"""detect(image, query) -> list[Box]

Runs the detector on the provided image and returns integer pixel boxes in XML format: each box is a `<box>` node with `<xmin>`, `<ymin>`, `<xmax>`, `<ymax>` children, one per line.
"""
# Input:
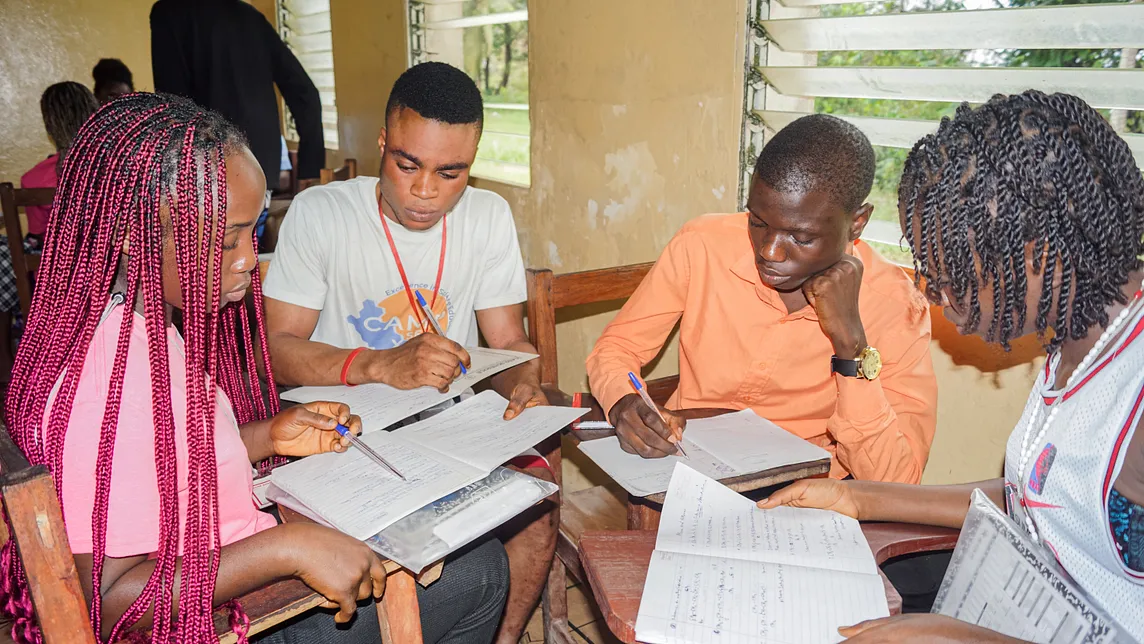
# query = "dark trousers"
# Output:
<box><xmin>253</xmin><ymin>536</ymin><xmax>509</xmax><ymax>644</ymax></box>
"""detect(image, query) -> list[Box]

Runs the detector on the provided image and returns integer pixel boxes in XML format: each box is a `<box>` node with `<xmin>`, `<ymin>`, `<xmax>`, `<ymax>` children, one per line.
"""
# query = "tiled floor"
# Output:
<box><xmin>519</xmin><ymin>575</ymin><xmax>623</xmax><ymax>644</ymax></box>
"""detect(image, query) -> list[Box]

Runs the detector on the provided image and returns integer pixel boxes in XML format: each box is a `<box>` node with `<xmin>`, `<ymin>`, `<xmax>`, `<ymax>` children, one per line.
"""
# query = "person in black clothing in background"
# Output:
<box><xmin>149</xmin><ymin>0</ymin><xmax>324</xmax><ymax>237</ymax></box>
<box><xmin>92</xmin><ymin>58</ymin><xmax>134</xmax><ymax>104</ymax></box>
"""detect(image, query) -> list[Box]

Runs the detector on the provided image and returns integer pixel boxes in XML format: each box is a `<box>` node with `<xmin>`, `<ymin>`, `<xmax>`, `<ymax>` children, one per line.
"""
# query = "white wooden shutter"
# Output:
<box><xmin>279</xmin><ymin>0</ymin><xmax>339</xmax><ymax>149</ymax></box>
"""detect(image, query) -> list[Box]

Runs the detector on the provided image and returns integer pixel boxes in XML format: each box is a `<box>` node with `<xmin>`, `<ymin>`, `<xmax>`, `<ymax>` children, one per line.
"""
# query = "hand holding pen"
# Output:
<box><xmin>266</xmin><ymin>403</ymin><xmax>407</xmax><ymax>480</ymax></box>
<box><xmin>268</xmin><ymin>402</ymin><xmax>366</xmax><ymax>459</ymax></box>
<box><xmin>626</xmin><ymin>372</ymin><xmax>689</xmax><ymax>458</ymax></box>
<box><xmin>416</xmin><ymin>291</ymin><xmax>467</xmax><ymax>375</ymax></box>
<box><xmin>333</xmin><ymin>424</ymin><xmax>406</xmax><ymax>481</ymax></box>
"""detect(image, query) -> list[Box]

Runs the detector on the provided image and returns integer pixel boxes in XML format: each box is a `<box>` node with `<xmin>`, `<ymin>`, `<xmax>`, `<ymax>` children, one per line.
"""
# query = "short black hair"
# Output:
<box><xmin>92</xmin><ymin>58</ymin><xmax>134</xmax><ymax>93</ymax></box>
<box><xmin>386</xmin><ymin>62</ymin><xmax>483</xmax><ymax>128</ymax></box>
<box><xmin>753</xmin><ymin>114</ymin><xmax>875</xmax><ymax>213</ymax></box>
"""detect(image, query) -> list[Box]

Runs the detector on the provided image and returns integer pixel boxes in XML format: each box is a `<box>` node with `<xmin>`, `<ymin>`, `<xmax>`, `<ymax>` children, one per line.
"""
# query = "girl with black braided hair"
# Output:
<box><xmin>758</xmin><ymin>90</ymin><xmax>1144</xmax><ymax>642</ymax></box>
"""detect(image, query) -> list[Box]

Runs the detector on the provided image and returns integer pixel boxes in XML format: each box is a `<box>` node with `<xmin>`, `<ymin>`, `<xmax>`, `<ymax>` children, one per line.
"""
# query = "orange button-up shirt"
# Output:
<box><xmin>586</xmin><ymin>213</ymin><xmax>937</xmax><ymax>483</ymax></box>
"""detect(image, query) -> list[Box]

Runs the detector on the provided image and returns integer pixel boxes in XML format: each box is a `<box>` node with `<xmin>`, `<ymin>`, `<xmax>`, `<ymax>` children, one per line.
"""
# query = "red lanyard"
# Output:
<box><xmin>379</xmin><ymin>204</ymin><xmax>447</xmax><ymax>334</ymax></box>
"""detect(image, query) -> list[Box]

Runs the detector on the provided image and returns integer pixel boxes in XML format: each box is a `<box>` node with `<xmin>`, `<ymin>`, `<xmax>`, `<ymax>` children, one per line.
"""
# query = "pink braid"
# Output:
<box><xmin>2</xmin><ymin>95</ymin><xmax>280</xmax><ymax>643</ymax></box>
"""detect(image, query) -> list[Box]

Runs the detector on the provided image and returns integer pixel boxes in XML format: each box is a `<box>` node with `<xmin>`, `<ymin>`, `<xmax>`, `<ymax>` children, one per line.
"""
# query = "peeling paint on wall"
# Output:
<box><xmin>546</xmin><ymin>241</ymin><xmax>563</xmax><ymax>268</ymax></box>
<box><xmin>601</xmin><ymin>142</ymin><xmax>666</xmax><ymax>226</ymax></box>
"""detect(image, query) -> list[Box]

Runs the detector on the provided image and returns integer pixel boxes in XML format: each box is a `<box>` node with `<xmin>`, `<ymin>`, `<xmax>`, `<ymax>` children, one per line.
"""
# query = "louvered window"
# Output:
<box><xmin>740</xmin><ymin>0</ymin><xmax>1143</xmax><ymax>263</ymax></box>
<box><xmin>279</xmin><ymin>0</ymin><xmax>340</xmax><ymax>149</ymax></box>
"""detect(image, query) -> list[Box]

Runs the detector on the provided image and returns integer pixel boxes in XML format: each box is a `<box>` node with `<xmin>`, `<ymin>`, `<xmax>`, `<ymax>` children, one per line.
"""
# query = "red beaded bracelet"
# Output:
<box><xmin>340</xmin><ymin>347</ymin><xmax>367</xmax><ymax>386</ymax></box>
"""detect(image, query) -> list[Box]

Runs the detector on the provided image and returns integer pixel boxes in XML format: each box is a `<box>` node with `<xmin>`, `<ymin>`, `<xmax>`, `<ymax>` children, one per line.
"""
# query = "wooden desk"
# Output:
<box><xmin>566</xmin><ymin>407</ymin><xmax>832</xmax><ymax>530</ymax></box>
<box><xmin>578</xmin><ymin>525</ymin><xmax>960</xmax><ymax>643</ymax></box>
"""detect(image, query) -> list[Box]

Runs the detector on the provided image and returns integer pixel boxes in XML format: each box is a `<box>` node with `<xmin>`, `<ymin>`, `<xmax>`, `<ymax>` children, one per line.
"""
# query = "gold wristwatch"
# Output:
<box><xmin>831</xmin><ymin>346</ymin><xmax>882</xmax><ymax>380</ymax></box>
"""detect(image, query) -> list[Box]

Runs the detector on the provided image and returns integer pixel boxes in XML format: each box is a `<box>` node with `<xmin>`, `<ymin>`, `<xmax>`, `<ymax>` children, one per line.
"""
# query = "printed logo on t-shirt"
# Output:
<box><xmin>1028</xmin><ymin>442</ymin><xmax>1057</xmax><ymax>495</ymax></box>
<box><xmin>346</xmin><ymin>288</ymin><xmax>452</xmax><ymax>349</ymax></box>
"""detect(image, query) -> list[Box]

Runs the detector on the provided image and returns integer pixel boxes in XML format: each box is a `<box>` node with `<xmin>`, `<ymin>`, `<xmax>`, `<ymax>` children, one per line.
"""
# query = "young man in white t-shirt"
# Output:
<box><xmin>262</xmin><ymin>63</ymin><xmax>553</xmax><ymax>643</ymax></box>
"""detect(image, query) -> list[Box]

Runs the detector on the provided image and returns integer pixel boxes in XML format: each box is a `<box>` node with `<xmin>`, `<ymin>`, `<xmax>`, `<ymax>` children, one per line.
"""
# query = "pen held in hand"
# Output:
<box><xmin>415</xmin><ymin>291</ymin><xmax>467</xmax><ymax>375</ymax></box>
<box><xmin>627</xmin><ymin>372</ymin><xmax>688</xmax><ymax>458</ymax></box>
<box><xmin>334</xmin><ymin>424</ymin><xmax>407</xmax><ymax>481</ymax></box>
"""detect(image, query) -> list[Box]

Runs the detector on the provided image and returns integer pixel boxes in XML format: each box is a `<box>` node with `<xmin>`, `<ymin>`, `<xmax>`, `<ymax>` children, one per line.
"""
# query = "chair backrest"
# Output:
<box><xmin>0</xmin><ymin>183</ymin><xmax>52</xmax><ymax>319</ymax></box>
<box><xmin>0</xmin><ymin>422</ymin><xmax>96</xmax><ymax>643</ymax></box>
<box><xmin>319</xmin><ymin>158</ymin><xmax>358</xmax><ymax>185</ymax></box>
<box><xmin>274</xmin><ymin>150</ymin><xmax>301</xmax><ymax>198</ymax></box>
<box><xmin>526</xmin><ymin>263</ymin><xmax>679</xmax><ymax>404</ymax></box>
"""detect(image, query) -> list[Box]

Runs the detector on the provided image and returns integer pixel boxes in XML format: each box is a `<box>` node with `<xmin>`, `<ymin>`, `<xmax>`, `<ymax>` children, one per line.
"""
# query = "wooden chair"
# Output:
<box><xmin>274</xmin><ymin>150</ymin><xmax>300</xmax><ymax>198</ymax></box>
<box><xmin>0</xmin><ymin>421</ymin><xmax>425</xmax><ymax>643</ymax></box>
<box><xmin>527</xmin><ymin>263</ymin><xmax>678</xmax><ymax>643</ymax></box>
<box><xmin>0</xmin><ymin>183</ymin><xmax>51</xmax><ymax>319</ymax></box>
<box><xmin>319</xmin><ymin>158</ymin><xmax>358</xmax><ymax>185</ymax></box>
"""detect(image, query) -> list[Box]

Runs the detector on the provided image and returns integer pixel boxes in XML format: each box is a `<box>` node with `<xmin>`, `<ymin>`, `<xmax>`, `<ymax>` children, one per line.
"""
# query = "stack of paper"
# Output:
<box><xmin>270</xmin><ymin>389</ymin><xmax>585</xmax><ymax>539</ymax></box>
<box><xmin>578</xmin><ymin>409</ymin><xmax>831</xmax><ymax>496</ymax></box>
<box><xmin>635</xmin><ymin>464</ymin><xmax>889</xmax><ymax>644</ymax></box>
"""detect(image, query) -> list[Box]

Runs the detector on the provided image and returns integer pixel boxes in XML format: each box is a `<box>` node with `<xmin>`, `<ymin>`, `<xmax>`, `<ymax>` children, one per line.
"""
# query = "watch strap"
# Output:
<box><xmin>831</xmin><ymin>355</ymin><xmax>860</xmax><ymax>378</ymax></box>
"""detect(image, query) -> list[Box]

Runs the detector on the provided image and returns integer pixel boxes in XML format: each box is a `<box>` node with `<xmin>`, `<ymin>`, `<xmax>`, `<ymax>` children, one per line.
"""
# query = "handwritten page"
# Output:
<box><xmin>577</xmin><ymin>410</ymin><xmax>829</xmax><ymax>497</ymax></box>
<box><xmin>686</xmin><ymin>409</ymin><xmax>831</xmax><ymax>474</ymax></box>
<box><xmin>656</xmin><ymin>461</ymin><xmax>877</xmax><ymax>575</ymax></box>
<box><xmin>396</xmin><ymin>390</ymin><xmax>586</xmax><ymax>471</ymax></box>
<box><xmin>576</xmin><ymin>437</ymin><xmax>738</xmax><ymax>497</ymax></box>
<box><xmin>933</xmin><ymin>490</ymin><xmax>1125</xmax><ymax>643</ymax></box>
<box><xmin>635</xmin><ymin>464</ymin><xmax>888</xmax><ymax>644</ymax></box>
<box><xmin>269</xmin><ymin>430</ymin><xmax>484</xmax><ymax>539</ymax></box>
<box><xmin>637</xmin><ymin>551</ymin><xmax>889</xmax><ymax>644</ymax></box>
<box><xmin>280</xmin><ymin>347</ymin><xmax>537</xmax><ymax>433</ymax></box>
<box><xmin>453</xmin><ymin>348</ymin><xmax>537</xmax><ymax>391</ymax></box>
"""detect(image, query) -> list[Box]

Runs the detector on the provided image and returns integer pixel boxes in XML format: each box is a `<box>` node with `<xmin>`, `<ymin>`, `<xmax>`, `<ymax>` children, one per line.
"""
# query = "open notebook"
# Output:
<box><xmin>578</xmin><ymin>409</ymin><xmax>831</xmax><ymax>496</ymax></box>
<box><xmin>279</xmin><ymin>347</ymin><xmax>538</xmax><ymax>432</ymax></box>
<box><xmin>269</xmin><ymin>390</ymin><xmax>585</xmax><ymax>539</ymax></box>
<box><xmin>635</xmin><ymin>464</ymin><xmax>889</xmax><ymax>644</ymax></box>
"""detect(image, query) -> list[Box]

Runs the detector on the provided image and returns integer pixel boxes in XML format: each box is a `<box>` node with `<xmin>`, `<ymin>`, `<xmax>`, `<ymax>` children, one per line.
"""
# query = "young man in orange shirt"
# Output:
<box><xmin>587</xmin><ymin>114</ymin><xmax>937</xmax><ymax>484</ymax></box>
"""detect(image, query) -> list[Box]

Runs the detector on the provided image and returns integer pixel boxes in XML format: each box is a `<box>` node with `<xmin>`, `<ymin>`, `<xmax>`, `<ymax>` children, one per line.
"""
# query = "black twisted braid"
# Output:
<box><xmin>899</xmin><ymin>90</ymin><xmax>1144</xmax><ymax>350</ymax></box>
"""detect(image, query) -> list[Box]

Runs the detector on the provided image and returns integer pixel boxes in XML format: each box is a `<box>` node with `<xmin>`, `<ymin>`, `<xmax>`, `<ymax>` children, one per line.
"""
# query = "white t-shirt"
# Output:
<box><xmin>263</xmin><ymin>177</ymin><xmax>527</xmax><ymax>350</ymax></box>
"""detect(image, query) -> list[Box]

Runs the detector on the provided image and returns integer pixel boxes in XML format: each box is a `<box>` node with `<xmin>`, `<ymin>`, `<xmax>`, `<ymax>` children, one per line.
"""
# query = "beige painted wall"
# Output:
<box><xmin>325</xmin><ymin>0</ymin><xmax>408</xmax><ymax>176</ymax></box>
<box><xmin>475</xmin><ymin>0</ymin><xmax>748</xmax><ymax>389</ymax></box>
<box><xmin>0</xmin><ymin>0</ymin><xmax>155</xmax><ymax>183</ymax></box>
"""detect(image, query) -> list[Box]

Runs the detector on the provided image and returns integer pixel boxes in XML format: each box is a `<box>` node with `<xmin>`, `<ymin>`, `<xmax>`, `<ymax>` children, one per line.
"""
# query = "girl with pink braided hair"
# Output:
<box><xmin>1</xmin><ymin>93</ymin><xmax>508</xmax><ymax>644</ymax></box>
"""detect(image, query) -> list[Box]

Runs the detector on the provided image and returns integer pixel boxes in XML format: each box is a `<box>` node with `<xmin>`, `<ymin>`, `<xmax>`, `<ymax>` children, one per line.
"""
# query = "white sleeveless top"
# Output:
<box><xmin>1004</xmin><ymin>304</ymin><xmax>1144</xmax><ymax>641</ymax></box>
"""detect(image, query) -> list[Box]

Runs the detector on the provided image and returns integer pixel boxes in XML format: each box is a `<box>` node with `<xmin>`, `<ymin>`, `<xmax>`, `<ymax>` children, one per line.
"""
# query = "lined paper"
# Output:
<box><xmin>635</xmin><ymin>464</ymin><xmax>889</xmax><ymax>644</ymax></box>
<box><xmin>269</xmin><ymin>431</ymin><xmax>483</xmax><ymax>539</ymax></box>
<box><xmin>577</xmin><ymin>437</ymin><xmax>737</xmax><ymax>497</ymax></box>
<box><xmin>280</xmin><ymin>347</ymin><xmax>537</xmax><ymax>433</ymax></box>
<box><xmin>396</xmin><ymin>390</ymin><xmax>586</xmax><ymax>470</ymax></box>
<box><xmin>269</xmin><ymin>383</ymin><xmax>574</xmax><ymax>541</ymax></box>
<box><xmin>577</xmin><ymin>409</ymin><xmax>830</xmax><ymax>497</ymax></box>
<box><xmin>655</xmin><ymin>460</ymin><xmax>878</xmax><ymax>575</ymax></box>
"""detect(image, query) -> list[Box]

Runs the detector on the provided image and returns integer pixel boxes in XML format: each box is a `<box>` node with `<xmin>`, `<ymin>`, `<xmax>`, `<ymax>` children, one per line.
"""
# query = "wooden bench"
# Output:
<box><xmin>0</xmin><ymin>421</ymin><xmax>425</xmax><ymax>643</ymax></box>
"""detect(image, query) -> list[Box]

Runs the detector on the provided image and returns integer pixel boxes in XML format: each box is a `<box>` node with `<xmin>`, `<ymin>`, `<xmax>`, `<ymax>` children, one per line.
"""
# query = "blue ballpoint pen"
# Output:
<box><xmin>415</xmin><ymin>291</ymin><xmax>468</xmax><ymax>375</ymax></box>
<box><xmin>627</xmin><ymin>372</ymin><xmax>688</xmax><ymax>458</ymax></box>
<box><xmin>335</xmin><ymin>424</ymin><xmax>407</xmax><ymax>481</ymax></box>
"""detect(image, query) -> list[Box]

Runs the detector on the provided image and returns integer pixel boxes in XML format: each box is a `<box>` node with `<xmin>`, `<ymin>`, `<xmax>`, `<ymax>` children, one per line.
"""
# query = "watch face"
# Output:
<box><xmin>859</xmin><ymin>347</ymin><xmax>882</xmax><ymax>379</ymax></box>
